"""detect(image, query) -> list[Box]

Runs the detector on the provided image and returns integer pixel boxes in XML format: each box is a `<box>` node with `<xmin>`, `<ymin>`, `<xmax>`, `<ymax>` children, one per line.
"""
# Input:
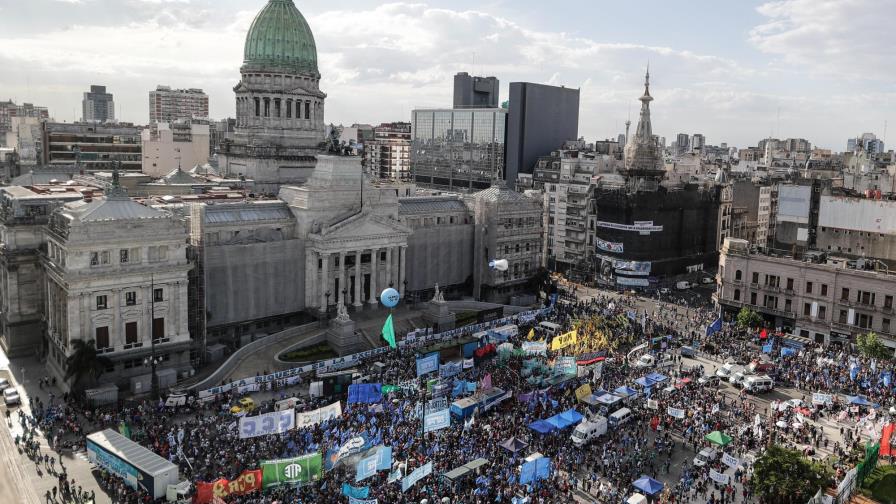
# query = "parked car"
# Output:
<box><xmin>675</xmin><ymin>281</ymin><xmax>691</xmax><ymax>290</ymax></box>
<box><xmin>679</xmin><ymin>346</ymin><xmax>697</xmax><ymax>358</ymax></box>
<box><xmin>700</xmin><ymin>277</ymin><xmax>715</xmax><ymax>284</ymax></box>
<box><xmin>715</xmin><ymin>362</ymin><xmax>739</xmax><ymax>379</ymax></box>
<box><xmin>729</xmin><ymin>369</ymin><xmax>754</xmax><ymax>387</ymax></box>
<box><xmin>743</xmin><ymin>375</ymin><xmax>774</xmax><ymax>393</ymax></box>
<box><xmin>698</xmin><ymin>375</ymin><xmax>721</xmax><ymax>387</ymax></box>
<box><xmin>3</xmin><ymin>387</ymin><xmax>20</xmax><ymax>406</ymax></box>
<box><xmin>230</xmin><ymin>397</ymin><xmax>256</xmax><ymax>415</ymax></box>
<box><xmin>0</xmin><ymin>377</ymin><xmax>9</xmax><ymax>391</ymax></box>
<box><xmin>659</xmin><ymin>287</ymin><xmax>671</xmax><ymax>295</ymax></box>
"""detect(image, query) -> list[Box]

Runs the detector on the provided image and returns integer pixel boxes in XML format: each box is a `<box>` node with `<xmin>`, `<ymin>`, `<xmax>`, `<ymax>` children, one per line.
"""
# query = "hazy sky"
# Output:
<box><xmin>1</xmin><ymin>0</ymin><xmax>893</xmax><ymax>150</ymax></box>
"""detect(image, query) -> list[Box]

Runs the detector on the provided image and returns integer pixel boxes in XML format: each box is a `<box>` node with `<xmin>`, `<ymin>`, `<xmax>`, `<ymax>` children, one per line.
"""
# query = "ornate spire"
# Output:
<box><xmin>635</xmin><ymin>66</ymin><xmax>654</xmax><ymax>141</ymax></box>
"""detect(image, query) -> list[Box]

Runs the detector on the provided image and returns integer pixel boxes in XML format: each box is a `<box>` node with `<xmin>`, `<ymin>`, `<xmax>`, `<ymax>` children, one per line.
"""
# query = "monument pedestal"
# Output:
<box><xmin>326</xmin><ymin>305</ymin><xmax>364</xmax><ymax>355</ymax></box>
<box><xmin>423</xmin><ymin>300</ymin><xmax>455</xmax><ymax>333</ymax></box>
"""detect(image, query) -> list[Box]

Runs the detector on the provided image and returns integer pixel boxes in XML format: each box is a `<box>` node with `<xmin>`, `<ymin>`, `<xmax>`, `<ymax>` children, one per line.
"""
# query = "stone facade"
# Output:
<box><xmin>42</xmin><ymin>182</ymin><xmax>192</xmax><ymax>392</ymax></box>
<box><xmin>718</xmin><ymin>238</ymin><xmax>896</xmax><ymax>346</ymax></box>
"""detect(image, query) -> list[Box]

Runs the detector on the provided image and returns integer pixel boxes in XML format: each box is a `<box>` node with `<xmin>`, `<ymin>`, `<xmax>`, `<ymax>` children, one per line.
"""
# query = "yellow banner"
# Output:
<box><xmin>575</xmin><ymin>383</ymin><xmax>592</xmax><ymax>402</ymax></box>
<box><xmin>550</xmin><ymin>330</ymin><xmax>577</xmax><ymax>351</ymax></box>
<box><xmin>527</xmin><ymin>328</ymin><xmax>535</xmax><ymax>340</ymax></box>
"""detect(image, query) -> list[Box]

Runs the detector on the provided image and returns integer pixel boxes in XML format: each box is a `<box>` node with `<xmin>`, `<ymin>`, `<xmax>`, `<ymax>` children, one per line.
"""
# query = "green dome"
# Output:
<box><xmin>243</xmin><ymin>0</ymin><xmax>318</xmax><ymax>75</ymax></box>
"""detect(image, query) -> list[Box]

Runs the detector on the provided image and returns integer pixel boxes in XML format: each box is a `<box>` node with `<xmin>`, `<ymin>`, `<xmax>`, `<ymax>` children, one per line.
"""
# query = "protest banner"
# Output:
<box><xmin>342</xmin><ymin>483</ymin><xmax>369</xmax><ymax>499</ymax></box>
<box><xmin>401</xmin><ymin>462</ymin><xmax>433</xmax><ymax>492</ymax></box>
<box><xmin>261</xmin><ymin>453</ymin><xmax>322</xmax><ymax>488</ymax></box>
<box><xmin>193</xmin><ymin>470</ymin><xmax>262</xmax><ymax>503</ymax></box>
<box><xmin>646</xmin><ymin>399</ymin><xmax>659</xmax><ymax>410</ymax></box>
<box><xmin>463</xmin><ymin>358</ymin><xmax>475</xmax><ymax>369</ymax></box>
<box><xmin>550</xmin><ymin>330</ymin><xmax>577</xmax><ymax>351</ymax></box>
<box><xmin>522</xmin><ymin>341</ymin><xmax>547</xmax><ymax>356</ymax></box>
<box><xmin>423</xmin><ymin>409</ymin><xmax>450</xmax><ymax>433</ymax></box>
<box><xmin>239</xmin><ymin>410</ymin><xmax>295</xmax><ymax>439</ymax></box>
<box><xmin>812</xmin><ymin>392</ymin><xmax>833</xmax><ymax>405</ymax></box>
<box><xmin>667</xmin><ymin>407</ymin><xmax>685</xmax><ymax>419</ymax></box>
<box><xmin>349</xmin><ymin>499</ymin><xmax>378</xmax><ymax>504</ymax></box>
<box><xmin>296</xmin><ymin>401</ymin><xmax>342</xmax><ymax>429</ymax></box>
<box><xmin>709</xmin><ymin>469</ymin><xmax>729</xmax><ymax>484</ymax></box>
<box><xmin>415</xmin><ymin>352</ymin><xmax>440</xmax><ymax>377</ymax></box>
<box><xmin>355</xmin><ymin>454</ymin><xmax>378</xmax><ymax>482</ymax></box>
<box><xmin>439</xmin><ymin>360</ymin><xmax>462</xmax><ymax>378</ymax></box>
<box><xmin>575</xmin><ymin>384</ymin><xmax>593</xmax><ymax>402</ymax></box>
<box><xmin>164</xmin><ymin>394</ymin><xmax>186</xmax><ymax>407</ymax></box>
<box><xmin>555</xmin><ymin>356</ymin><xmax>578</xmax><ymax>375</ymax></box>
<box><xmin>721</xmin><ymin>452</ymin><xmax>739</xmax><ymax>469</ymax></box>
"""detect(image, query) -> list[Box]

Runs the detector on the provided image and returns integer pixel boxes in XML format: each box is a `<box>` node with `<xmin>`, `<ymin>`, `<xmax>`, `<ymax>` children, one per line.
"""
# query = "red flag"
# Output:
<box><xmin>759</xmin><ymin>329</ymin><xmax>768</xmax><ymax>339</ymax></box>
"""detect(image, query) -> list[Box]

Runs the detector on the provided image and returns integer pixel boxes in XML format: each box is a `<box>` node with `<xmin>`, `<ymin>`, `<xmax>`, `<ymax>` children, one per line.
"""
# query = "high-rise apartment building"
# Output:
<box><xmin>43</xmin><ymin>122</ymin><xmax>141</xmax><ymax>170</ymax></box>
<box><xmin>453</xmin><ymin>72</ymin><xmax>500</xmax><ymax>108</ymax></box>
<box><xmin>676</xmin><ymin>133</ymin><xmax>689</xmax><ymax>155</ymax></box>
<box><xmin>505</xmin><ymin>82</ymin><xmax>580</xmax><ymax>186</ymax></box>
<box><xmin>82</xmin><ymin>85</ymin><xmax>115</xmax><ymax>123</ymax></box>
<box><xmin>690</xmin><ymin>133</ymin><xmax>705</xmax><ymax>151</ymax></box>
<box><xmin>149</xmin><ymin>86</ymin><xmax>209</xmax><ymax>124</ymax></box>
<box><xmin>364</xmin><ymin>122</ymin><xmax>411</xmax><ymax>180</ymax></box>
<box><xmin>847</xmin><ymin>133</ymin><xmax>885</xmax><ymax>155</ymax></box>
<box><xmin>411</xmin><ymin>108</ymin><xmax>507</xmax><ymax>192</ymax></box>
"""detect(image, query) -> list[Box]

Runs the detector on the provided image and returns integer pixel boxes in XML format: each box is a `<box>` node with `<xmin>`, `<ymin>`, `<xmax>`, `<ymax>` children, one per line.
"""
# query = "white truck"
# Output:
<box><xmin>570</xmin><ymin>416</ymin><xmax>608</xmax><ymax>446</ymax></box>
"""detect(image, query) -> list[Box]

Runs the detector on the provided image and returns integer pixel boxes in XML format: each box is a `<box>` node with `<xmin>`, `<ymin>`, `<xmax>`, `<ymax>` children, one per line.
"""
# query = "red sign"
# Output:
<box><xmin>193</xmin><ymin>469</ymin><xmax>262</xmax><ymax>503</ymax></box>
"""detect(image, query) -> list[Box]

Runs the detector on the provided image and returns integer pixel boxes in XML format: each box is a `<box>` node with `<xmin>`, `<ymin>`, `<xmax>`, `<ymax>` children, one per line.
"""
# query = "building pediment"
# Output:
<box><xmin>309</xmin><ymin>211</ymin><xmax>410</xmax><ymax>250</ymax></box>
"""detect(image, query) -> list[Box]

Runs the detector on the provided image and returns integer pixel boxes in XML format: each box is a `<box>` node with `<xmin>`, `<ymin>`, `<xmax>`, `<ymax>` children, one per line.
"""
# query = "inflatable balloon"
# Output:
<box><xmin>380</xmin><ymin>287</ymin><xmax>401</xmax><ymax>308</ymax></box>
<box><xmin>488</xmin><ymin>258</ymin><xmax>509</xmax><ymax>272</ymax></box>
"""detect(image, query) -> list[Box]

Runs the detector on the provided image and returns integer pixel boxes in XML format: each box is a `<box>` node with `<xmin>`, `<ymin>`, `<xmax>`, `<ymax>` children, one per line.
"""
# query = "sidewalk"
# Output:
<box><xmin>0</xmin><ymin>350</ymin><xmax>111</xmax><ymax>504</ymax></box>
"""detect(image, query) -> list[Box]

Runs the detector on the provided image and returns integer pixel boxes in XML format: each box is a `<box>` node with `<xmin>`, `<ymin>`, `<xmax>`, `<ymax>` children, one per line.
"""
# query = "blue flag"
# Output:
<box><xmin>705</xmin><ymin>317</ymin><xmax>722</xmax><ymax>336</ymax></box>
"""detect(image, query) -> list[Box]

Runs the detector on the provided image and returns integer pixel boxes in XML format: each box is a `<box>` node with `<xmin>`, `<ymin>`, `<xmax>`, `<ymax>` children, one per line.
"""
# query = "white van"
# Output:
<box><xmin>693</xmin><ymin>448</ymin><xmax>718</xmax><ymax>467</ymax></box>
<box><xmin>571</xmin><ymin>417</ymin><xmax>608</xmax><ymax>446</ymax></box>
<box><xmin>743</xmin><ymin>375</ymin><xmax>774</xmax><ymax>393</ymax></box>
<box><xmin>608</xmin><ymin>408</ymin><xmax>633</xmax><ymax>428</ymax></box>
<box><xmin>675</xmin><ymin>281</ymin><xmax>691</xmax><ymax>290</ymax></box>
<box><xmin>715</xmin><ymin>362</ymin><xmax>739</xmax><ymax>379</ymax></box>
<box><xmin>538</xmin><ymin>322</ymin><xmax>561</xmax><ymax>337</ymax></box>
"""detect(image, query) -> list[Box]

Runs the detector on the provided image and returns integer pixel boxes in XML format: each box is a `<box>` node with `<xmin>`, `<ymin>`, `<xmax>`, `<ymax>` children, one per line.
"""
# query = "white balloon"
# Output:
<box><xmin>489</xmin><ymin>259</ymin><xmax>509</xmax><ymax>271</ymax></box>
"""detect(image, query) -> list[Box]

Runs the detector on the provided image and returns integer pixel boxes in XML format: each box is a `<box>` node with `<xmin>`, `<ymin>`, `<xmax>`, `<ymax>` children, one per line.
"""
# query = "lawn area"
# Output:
<box><xmin>279</xmin><ymin>342</ymin><xmax>338</xmax><ymax>363</ymax></box>
<box><xmin>863</xmin><ymin>464</ymin><xmax>896</xmax><ymax>504</ymax></box>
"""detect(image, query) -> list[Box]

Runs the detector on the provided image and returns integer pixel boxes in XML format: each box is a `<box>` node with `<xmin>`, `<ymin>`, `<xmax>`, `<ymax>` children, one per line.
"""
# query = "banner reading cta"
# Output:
<box><xmin>239</xmin><ymin>410</ymin><xmax>295</xmax><ymax>439</ymax></box>
<box><xmin>261</xmin><ymin>453</ymin><xmax>322</xmax><ymax>488</ymax></box>
<box><xmin>550</xmin><ymin>330</ymin><xmax>577</xmax><ymax>351</ymax></box>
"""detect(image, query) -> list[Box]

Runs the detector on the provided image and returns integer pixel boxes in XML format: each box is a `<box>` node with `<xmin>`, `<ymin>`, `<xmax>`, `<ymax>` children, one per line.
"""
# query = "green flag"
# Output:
<box><xmin>381</xmin><ymin>314</ymin><xmax>396</xmax><ymax>349</ymax></box>
<box><xmin>261</xmin><ymin>453</ymin><xmax>322</xmax><ymax>488</ymax></box>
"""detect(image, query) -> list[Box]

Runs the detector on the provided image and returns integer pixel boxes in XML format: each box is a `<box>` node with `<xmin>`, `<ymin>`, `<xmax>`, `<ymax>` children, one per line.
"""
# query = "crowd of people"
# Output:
<box><xmin>9</xmin><ymin>283</ymin><xmax>895</xmax><ymax>504</ymax></box>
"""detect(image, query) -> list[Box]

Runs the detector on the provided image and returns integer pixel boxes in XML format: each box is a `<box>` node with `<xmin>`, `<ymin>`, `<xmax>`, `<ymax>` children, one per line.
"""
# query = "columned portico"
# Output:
<box><xmin>305</xmin><ymin>212</ymin><xmax>412</xmax><ymax>314</ymax></box>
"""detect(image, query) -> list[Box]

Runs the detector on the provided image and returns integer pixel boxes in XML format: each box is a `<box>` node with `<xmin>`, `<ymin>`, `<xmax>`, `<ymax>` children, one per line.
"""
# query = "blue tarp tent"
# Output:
<box><xmin>634</xmin><ymin>377</ymin><xmax>656</xmax><ymax>388</ymax></box>
<box><xmin>546</xmin><ymin>415</ymin><xmax>570</xmax><ymax>430</ymax></box>
<box><xmin>528</xmin><ymin>420</ymin><xmax>556</xmax><ymax>435</ymax></box>
<box><xmin>614</xmin><ymin>386</ymin><xmax>638</xmax><ymax>398</ymax></box>
<box><xmin>633</xmin><ymin>476</ymin><xmax>665</xmax><ymax>496</ymax></box>
<box><xmin>646</xmin><ymin>372</ymin><xmax>668</xmax><ymax>383</ymax></box>
<box><xmin>559</xmin><ymin>409</ymin><xmax>583</xmax><ymax>425</ymax></box>
<box><xmin>520</xmin><ymin>457</ymin><xmax>552</xmax><ymax>485</ymax></box>
<box><xmin>596</xmin><ymin>393</ymin><xmax>622</xmax><ymax>405</ymax></box>
<box><xmin>347</xmin><ymin>383</ymin><xmax>383</xmax><ymax>404</ymax></box>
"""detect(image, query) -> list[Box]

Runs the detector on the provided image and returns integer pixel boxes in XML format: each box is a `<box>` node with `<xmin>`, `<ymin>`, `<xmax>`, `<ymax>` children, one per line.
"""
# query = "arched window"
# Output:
<box><xmin>274</xmin><ymin>98</ymin><xmax>281</xmax><ymax>118</ymax></box>
<box><xmin>263</xmin><ymin>98</ymin><xmax>270</xmax><ymax>117</ymax></box>
<box><xmin>515</xmin><ymin>244</ymin><xmax>520</xmax><ymax>254</ymax></box>
<box><xmin>734</xmin><ymin>289</ymin><xmax>741</xmax><ymax>301</ymax></box>
<box><xmin>254</xmin><ymin>97</ymin><xmax>260</xmax><ymax>117</ymax></box>
<box><xmin>286</xmin><ymin>99</ymin><xmax>292</xmax><ymax>119</ymax></box>
<box><xmin>735</xmin><ymin>269</ymin><xmax>742</xmax><ymax>281</ymax></box>
<box><xmin>305</xmin><ymin>101</ymin><xmax>311</xmax><ymax>119</ymax></box>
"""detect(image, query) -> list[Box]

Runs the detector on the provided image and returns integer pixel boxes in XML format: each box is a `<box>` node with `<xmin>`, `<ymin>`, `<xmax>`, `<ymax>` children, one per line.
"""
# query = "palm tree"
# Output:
<box><xmin>65</xmin><ymin>339</ymin><xmax>114</xmax><ymax>392</ymax></box>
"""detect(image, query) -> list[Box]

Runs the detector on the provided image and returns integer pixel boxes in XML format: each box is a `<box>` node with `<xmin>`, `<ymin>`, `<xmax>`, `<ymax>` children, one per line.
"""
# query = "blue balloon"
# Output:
<box><xmin>380</xmin><ymin>288</ymin><xmax>400</xmax><ymax>308</ymax></box>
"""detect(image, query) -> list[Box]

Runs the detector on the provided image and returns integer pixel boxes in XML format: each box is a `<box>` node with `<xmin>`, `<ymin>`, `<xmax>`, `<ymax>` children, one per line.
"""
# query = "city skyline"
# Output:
<box><xmin>0</xmin><ymin>0</ymin><xmax>893</xmax><ymax>150</ymax></box>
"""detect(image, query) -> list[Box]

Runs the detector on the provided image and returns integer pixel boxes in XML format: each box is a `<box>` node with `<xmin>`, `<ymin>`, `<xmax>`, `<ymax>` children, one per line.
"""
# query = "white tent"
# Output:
<box><xmin>627</xmin><ymin>493</ymin><xmax>648</xmax><ymax>504</ymax></box>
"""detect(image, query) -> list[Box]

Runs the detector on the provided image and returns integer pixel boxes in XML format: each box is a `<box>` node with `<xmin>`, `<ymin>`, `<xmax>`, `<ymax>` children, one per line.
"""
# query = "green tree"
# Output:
<box><xmin>856</xmin><ymin>331</ymin><xmax>892</xmax><ymax>360</ymax></box>
<box><xmin>736</xmin><ymin>307</ymin><xmax>762</xmax><ymax>329</ymax></box>
<box><xmin>65</xmin><ymin>339</ymin><xmax>114</xmax><ymax>392</ymax></box>
<box><xmin>753</xmin><ymin>444</ymin><xmax>832</xmax><ymax>503</ymax></box>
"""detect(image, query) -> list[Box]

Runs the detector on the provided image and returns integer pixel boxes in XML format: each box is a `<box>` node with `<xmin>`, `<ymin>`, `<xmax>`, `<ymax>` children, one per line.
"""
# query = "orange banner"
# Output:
<box><xmin>193</xmin><ymin>469</ymin><xmax>262</xmax><ymax>503</ymax></box>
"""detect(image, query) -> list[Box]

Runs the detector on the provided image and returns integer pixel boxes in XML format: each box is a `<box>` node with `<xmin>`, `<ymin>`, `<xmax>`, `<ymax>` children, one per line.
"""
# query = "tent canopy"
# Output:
<box><xmin>633</xmin><ymin>475</ymin><xmax>665</xmax><ymax>496</ymax></box>
<box><xmin>646</xmin><ymin>372</ymin><xmax>668</xmax><ymax>383</ymax></box>
<box><xmin>528</xmin><ymin>420</ymin><xmax>556</xmax><ymax>435</ymax></box>
<box><xmin>627</xmin><ymin>493</ymin><xmax>648</xmax><ymax>504</ymax></box>
<box><xmin>705</xmin><ymin>430</ymin><xmax>733</xmax><ymax>446</ymax></box>
<box><xmin>634</xmin><ymin>377</ymin><xmax>656</xmax><ymax>388</ymax></box>
<box><xmin>596</xmin><ymin>393</ymin><xmax>622</xmax><ymax>405</ymax></box>
<box><xmin>559</xmin><ymin>409</ymin><xmax>583</xmax><ymax>425</ymax></box>
<box><xmin>500</xmin><ymin>437</ymin><xmax>529</xmax><ymax>453</ymax></box>
<box><xmin>614</xmin><ymin>386</ymin><xmax>638</xmax><ymax>398</ymax></box>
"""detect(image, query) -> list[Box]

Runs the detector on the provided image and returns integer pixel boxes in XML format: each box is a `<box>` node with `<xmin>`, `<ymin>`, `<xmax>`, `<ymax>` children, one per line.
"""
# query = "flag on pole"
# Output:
<box><xmin>527</xmin><ymin>328</ymin><xmax>535</xmax><ymax>340</ymax></box>
<box><xmin>705</xmin><ymin>317</ymin><xmax>722</xmax><ymax>336</ymax></box>
<box><xmin>381</xmin><ymin>314</ymin><xmax>396</xmax><ymax>349</ymax></box>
